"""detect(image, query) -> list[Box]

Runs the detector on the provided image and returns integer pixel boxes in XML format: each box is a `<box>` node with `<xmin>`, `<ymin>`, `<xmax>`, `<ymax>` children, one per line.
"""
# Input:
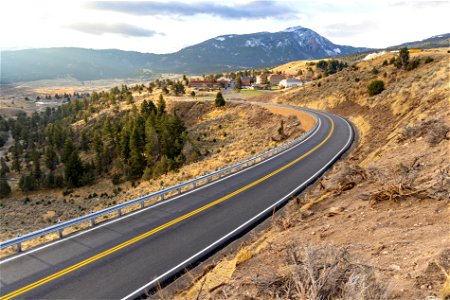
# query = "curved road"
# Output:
<box><xmin>0</xmin><ymin>105</ymin><xmax>354</xmax><ymax>300</ymax></box>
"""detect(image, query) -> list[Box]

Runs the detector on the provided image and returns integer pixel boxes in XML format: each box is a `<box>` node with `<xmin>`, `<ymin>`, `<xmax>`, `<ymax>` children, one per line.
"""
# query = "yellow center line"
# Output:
<box><xmin>1</xmin><ymin>116</ymin><xmax>335</xmax><ymax>300</ymax></box>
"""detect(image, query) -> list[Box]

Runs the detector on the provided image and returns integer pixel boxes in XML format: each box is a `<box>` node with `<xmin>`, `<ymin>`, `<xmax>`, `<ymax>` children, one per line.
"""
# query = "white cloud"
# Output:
<box><xmin>0</xmin><ymin>0</ymin><xmax>447</xmax><ymax>52</ymax></box>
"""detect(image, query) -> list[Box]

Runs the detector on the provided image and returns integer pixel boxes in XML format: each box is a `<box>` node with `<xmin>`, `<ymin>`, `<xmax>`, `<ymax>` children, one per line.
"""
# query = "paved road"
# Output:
<box><xmin>0</xmin><ymin>104</ymin><xmax>353</xmax><ymax>300</ymax></box>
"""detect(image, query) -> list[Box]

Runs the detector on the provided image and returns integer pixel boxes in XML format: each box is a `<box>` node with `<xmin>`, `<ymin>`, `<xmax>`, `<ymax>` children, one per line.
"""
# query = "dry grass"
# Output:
<box><xmin>192</xmin><ymin>244</ymin><xmax>390</xmax><ymax>300</ymax></box>
<box><xmin>399</xmin><ymin>118</ymin><xmax>450</xmax><ymax>145</ymax></box>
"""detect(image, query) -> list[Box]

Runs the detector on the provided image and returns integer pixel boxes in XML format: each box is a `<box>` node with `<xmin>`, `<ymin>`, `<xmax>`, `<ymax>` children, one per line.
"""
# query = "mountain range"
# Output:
<box><xmin>388</xmin><ymin>33</ymin><xmax>450</xmax><ymax>50</ymax></box>
<box><xmin>0</xmin><ymin>26</ymin><xmax>370</xmax><ymax>83</ymax></box>
<box><xmin>1</xmin><ymin>26</ymin><xmax>448</xmax><ymax>83</ymax></box>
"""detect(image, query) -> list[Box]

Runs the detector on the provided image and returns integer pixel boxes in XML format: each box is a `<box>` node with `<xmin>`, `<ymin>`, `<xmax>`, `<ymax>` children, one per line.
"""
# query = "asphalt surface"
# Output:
<box><xmin>0</xmin><ymin>105</ymin><xmax>353</xmax><ymax>300</ymax></box>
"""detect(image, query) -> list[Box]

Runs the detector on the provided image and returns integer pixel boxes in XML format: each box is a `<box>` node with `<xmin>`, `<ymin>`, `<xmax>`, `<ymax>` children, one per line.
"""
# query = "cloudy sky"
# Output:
<box><xmin>0</xmin><ymin>0</ymin><xmax>447</xmax><ymax>53</ymax></box>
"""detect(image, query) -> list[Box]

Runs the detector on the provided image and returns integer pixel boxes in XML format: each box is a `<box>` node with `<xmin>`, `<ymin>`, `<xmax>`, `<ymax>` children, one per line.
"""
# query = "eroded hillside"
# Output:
<box><xmin>171</xmin><ymin>49</ymin><xmax>449</xmax><ymax>300</ymax></box>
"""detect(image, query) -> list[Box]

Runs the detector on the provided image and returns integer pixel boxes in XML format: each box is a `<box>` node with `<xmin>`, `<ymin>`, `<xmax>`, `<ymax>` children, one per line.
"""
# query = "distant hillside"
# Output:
<box><xmin>0</xmin><ymin>26</ymin><xmax>369</xmax><ymax>83</ymax></box>
<box><xmin>0</xmin><ymin>48</ymin><xmax>159</xmax><ymax>83</ymax></box>
<box><xmin>387</xmin><ymin>33</ymin><xmax>449</xmax><ymax>50</ymax></box>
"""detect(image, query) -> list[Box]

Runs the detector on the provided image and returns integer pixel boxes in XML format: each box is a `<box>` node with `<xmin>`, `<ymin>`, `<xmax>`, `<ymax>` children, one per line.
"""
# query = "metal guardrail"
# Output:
<box><xmin>0</xmin><ymin>105</ymin><xmax>319</xmax><ymax>253</ymax></box>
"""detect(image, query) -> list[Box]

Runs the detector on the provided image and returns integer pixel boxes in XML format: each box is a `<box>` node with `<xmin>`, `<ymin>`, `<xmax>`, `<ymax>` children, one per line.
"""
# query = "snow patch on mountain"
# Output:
<box><xmin>284</xmin><ymin>26</ymin><xmax>305</xmax><ymax>32</ymax></box>
<box><xmin>245</xmin><ymin>39</ymin><xmax>263</xmax><ymax>47</ymax></box>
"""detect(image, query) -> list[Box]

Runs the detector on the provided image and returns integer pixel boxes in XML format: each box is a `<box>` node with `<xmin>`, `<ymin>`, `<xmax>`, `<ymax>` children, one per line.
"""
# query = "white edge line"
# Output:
<box><xmin>121</xmin><ymin>117</ymin><xmax>353</xmax><ymax>300</ymax></box>
<box><xmin>0</xmin><ymin>115</ymin><xmax>322</xmax><ymax>264</ymax></box>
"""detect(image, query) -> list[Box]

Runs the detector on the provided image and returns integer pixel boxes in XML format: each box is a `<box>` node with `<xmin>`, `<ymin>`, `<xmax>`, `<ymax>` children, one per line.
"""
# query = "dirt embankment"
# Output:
<box><xmin>0</xmin><ymin>101</ymin><xmax>306</xmax><ymax>256</ymax></box>
<box><xmin>171</xmin><ymin>49</ymin><xmax>450</xmax><ymax>300</ymax></box>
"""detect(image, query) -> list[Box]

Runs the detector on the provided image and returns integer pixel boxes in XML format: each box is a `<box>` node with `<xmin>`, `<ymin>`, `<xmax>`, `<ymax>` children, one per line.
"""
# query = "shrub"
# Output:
<box><xmin>371</xmin><ymin>67</ymin><xmax>379</xmax><ymax>75</ymax></box>
<box><xmin>425</xmin><ymin>56</ymin><xmax>434</xmax><ymax>64</ymax></box>
<box><xmin>250</xmin><ymin>245</ymin><xmax>390</xmax><ymax>300</ymax></box>
<box><xmin>407</xmin><ymin>59</ymin><xmax>420</xmax><ymax>70</ymax></box>
<box><xmin>111</xmin><ymin>173</ymin><xmax>122</xmax><ymax>185</ymax></box>
<box><xmin>368</xmin><ymin>80</ymin><xmax>385</xmax><ymax>96</ymax></box>
<box><xmin>0</xmin><ymin>180</ymin><xmax>11</xmax><ymax>198</ymax></box>
<box><xmin>62</xmin><ymin>189</ymin><xmax>73</xmax><ymax>196</ymax></box>
<box><xmin>215</xmin><ymin>92</ymin><xmax>225</xmax><ymax>107</ymax></box>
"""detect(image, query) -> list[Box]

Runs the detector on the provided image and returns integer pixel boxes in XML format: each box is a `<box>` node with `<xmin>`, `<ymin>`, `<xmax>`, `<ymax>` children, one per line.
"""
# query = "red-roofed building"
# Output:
<box><xmin>268</xmin><ymin>74</ymin><xmax>285</xmax><ymax>85</ymax></box>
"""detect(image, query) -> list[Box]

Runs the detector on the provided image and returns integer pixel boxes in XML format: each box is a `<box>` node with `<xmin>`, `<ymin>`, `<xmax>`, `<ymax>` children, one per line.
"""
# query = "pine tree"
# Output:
<box><xmin>157</xmin><ymin>94</ymin><xmax>166</xmax><ymax>115</ymax></box>
<box><xmin>19</xmin><ymin>174</ymin><xmax>36</xmax><ymax>192</ymax></box>
<box><xmin>0</xmin><ymin>179</ymin><xmax>12</xmax><ymax>198</ymax></box>
<box><xmin>148</xmin><ymin>100</ymin><xmax>157</xmax><ymax>115</ymax></box>
<box><xmin>140</xmin><ymin>99</ymin><xmax>150</xmax><ymax>116</ymax></box>
<box><xmin>92</xmin><ymin>132</ymin><xmax>104</xmax><ymax>173</ymax></box>
<box><xmin>0</xmin><ymin>162</ymin><xmax>10</xmax><ymax>197</ymax></box>
<box><xmin>235</xmin><ymin>77</ymin><xmax>242</xmax><ymax>90</ymax></box>
<box><xmin>396</xmin><ymin>48</ymin><xmax>410</xmax><ymax>69</ymax></box>
<box><xmin>144</xmin><ymin>119</ymin><xmax>159</xmax><ymax>164</ymax></box>
<box><xmin>129</xmin><ymin>126</ymin><xmax>145</xmax><ymax>177</ymax></box>
<box><xmin>80</xmin><ymin>129</ymin><xmax>89</xmax><ymax>151</ymax></box>
<box><xmin>62</xmin><ymin>139</ymin><xmax>76</xmax><ymax>164</ymax></box>
<box><xmin>12</xmin><ymin>142</ymin><xmax>21</xmax><ymax>172</ymax></box>
<box><xmin>45</xmin><ymin>146</ymin><xmax>58</xmax><ymax>171</ymax></box>
<box><xmin>64</xmin><ymin>151</ymin><xmax>83</xmax><ymax>187</ymax></box>
<box><xmin>120</xmin><ymin>127</ymin><xmax>130</xmax><ymax>159</ymax></box>
<box><xmin>215</xmin><ymin>92</ymin><xmax>225</xmax><ymax>107</ymax></box>
<box><xmin>0</xmin><ymin>157</ymin><xmax>9</xmax><ymax>174</ymax></box>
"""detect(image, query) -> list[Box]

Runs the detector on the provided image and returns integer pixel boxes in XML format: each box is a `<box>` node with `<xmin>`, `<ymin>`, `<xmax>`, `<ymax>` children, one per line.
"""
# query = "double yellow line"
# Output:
<box><xmin>1</xmin><ymin>116</ymin><xmax>334</xmax><ymax>300</ymax></box>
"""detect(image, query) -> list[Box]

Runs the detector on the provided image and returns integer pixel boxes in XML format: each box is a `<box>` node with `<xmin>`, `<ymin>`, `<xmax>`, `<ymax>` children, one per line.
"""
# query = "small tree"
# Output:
<box><xmin>0</xmin><ymin>163</ymin><xmax>11</xmax><ymax>198</ymax></box>
<box><xmin>0</xmin><ymin>179</ymin><xmax>11</xmax><ymax>198</ymax></box>
<box><xmin>368</xmin><ymin>80</ymin><xmax>385</xmax><ymax>96</ymax></box>
<box><xmin>157</xmin><ymin>94</ymin><xmax>166</xmax><ymax>115</ymax></box>
<box><xmin>190</xmin><ymin>91</ymin><xmax>196</xmax><ymax>98</ymax></box>
<box><xmin>395</xmin><ymin>47</ymin><xmax>410</xmax><ymax>69</ymax></box>
<box><xmin>235</xmin><ymin>77</ymin><xmax>242</xmax><ymax>90</ymax></box>
<box><xmin>215</xmin><ymin>92</ymin><xmax>225</xmax><ymax>107</ymax></box>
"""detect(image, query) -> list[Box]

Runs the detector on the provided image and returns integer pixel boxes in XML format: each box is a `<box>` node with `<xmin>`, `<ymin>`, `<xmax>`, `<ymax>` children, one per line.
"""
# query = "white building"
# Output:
<box><xmin>279</xmin><ymin>78</ymin><xmax>302</xmax><ymax>88</ymax></box>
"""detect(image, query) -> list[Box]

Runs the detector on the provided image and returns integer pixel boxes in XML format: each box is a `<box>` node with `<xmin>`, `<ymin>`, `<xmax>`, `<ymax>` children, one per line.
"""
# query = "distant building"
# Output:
<box><xmin>216</xmin><ymin>77</ymin><xmax>232</xmax><ymax>89</ymax></box>
<box><xmin>268</xmin><ymin>74</ymin><xmax>285</xmax><ymax>85</ymax></box>
<box><xmin>255</xmin><ymin>74</ymin><xmax>268</xmax><ymax>84</ymax></box>
<box><xmin>279</xmin><ymin>78</ymin><xmax>302</xmax><ymax>88</ymax></box>
<box><xmin>240</xmin><ymin>76</ymin><xmax>251</xmax><ymax>87</ymax></box>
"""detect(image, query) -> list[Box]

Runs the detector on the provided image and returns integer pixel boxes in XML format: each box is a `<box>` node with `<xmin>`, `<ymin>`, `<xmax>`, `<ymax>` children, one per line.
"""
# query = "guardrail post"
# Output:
<box><xmin>178</xmin><ymin>187</ymin><xmax>181</xmax><ymax>194</ymax></box>
<box><xmin>58</xmin><ymin>229</ymin><xmax>63</xmax><ymax>239</ymax></box>
<box><xmin>161</xmin><ymin>194</ymin><xmax>164</xmax><ymax>200</ymax></box>
<box><xmin>118</xmin><ymin>209</ymin><xmax>122</xmax><ymax>217</ymax></box>
<box><xmin>90</xmin><ymin>219</ymin><xmax>95</xmax><ymax>227</ymax></box>
<box><xmin>140</xmin><ymin>201</ymin><xmax>144</xmax><ymax>208</ymax></box>
<box><xmin>193</xmin><ymin>182</ymin><xmax>196</xmax><ymax>188</ymax></box>
<box><xmin>17</xmin><ymin>242</ymin><xmax>22</xmax><ymax>252</ymax></box>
